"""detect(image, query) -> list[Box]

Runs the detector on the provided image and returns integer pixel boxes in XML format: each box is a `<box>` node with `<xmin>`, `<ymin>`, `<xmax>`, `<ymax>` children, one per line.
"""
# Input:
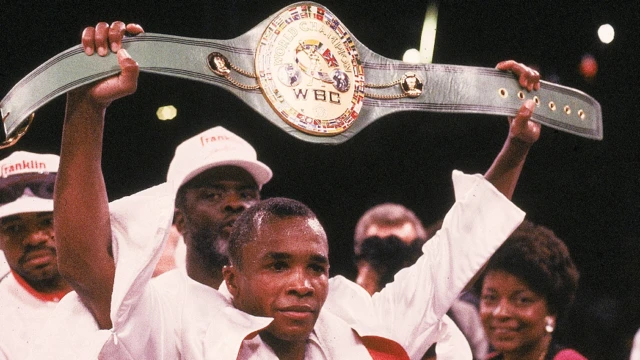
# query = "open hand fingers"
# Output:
<box><xmin>496</xmin><ymin>60</ymin><xmax>541</xmax><ymax>92</ymax></box>
<box><xmin>81</xmin><ymin>22</ymin><xmax>144</xmax><ymax>56</ymax></box>
<box><xmin>517</xmin><ymin>65</ymin><xmax>540</xmax><ymax>92</ymax></box>
<box><xmin>108</xmin><ymin>21</ymin><xmax>126</xmax><ymax>52</ymax></box>
<box><xmin>94</xmin><ymin>22</ymin><xmax>110</xmax><ymax>56</ymax></box>
<box><xmin>125</xmin><ymin>23</ymin><xmax>144</xmax><ymax>36</ymax></box>
<box><xmin>81</xmin><ymin>26</ymin><xmax>96</xmax><ymax>55</ymax></box>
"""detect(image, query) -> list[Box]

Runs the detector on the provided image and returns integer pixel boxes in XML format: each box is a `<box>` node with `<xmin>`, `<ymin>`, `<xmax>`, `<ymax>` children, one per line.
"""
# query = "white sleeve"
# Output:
<box><xmin>434</xmin><ymin>315</ymin><xmax>473</xmax><ymax>360</ymax></box>
<box><xmin>26</xmin><ymin>292</ymin><xmax>111</xmax><ymax>360</ymax></box>
<box><xmin>26</xmin><ymin>184</ymin><xmax>179</xmax><ymax>360</ymax></box>
<box><xmin>99</xmin><ymin>183</ymin><xmax>180</xmax><ymax>359</ymax></box>
<box><xmin>371</xmin><ymin>170</ymin><xmax>525</xmax><ymax>358</ymax></box>
<box><xmin>631</xmin><ymin>328</ymin><xmax>640</xmax><ymax>360</ymax></box>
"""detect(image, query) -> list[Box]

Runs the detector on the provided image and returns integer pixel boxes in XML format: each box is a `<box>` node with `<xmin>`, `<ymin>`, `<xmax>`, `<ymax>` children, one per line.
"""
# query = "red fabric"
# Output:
<box><xmin>485</xmin><ymin>349</ymin><xmax>588</xmax><ymax>360</ymax></box>
<box><xmin>554</xmin><ymin>349</ymin><xmax>588</xmax><ymax>360</ymax></box>
<box><xmin>11</xmin><ymin>270</ymin><xmax>66</xmax><ymax>302</ymax></box>
<box><xmin>361</xmin><ymin>336</ymin><xmax>410</xmax><ymax>360</ymax></box>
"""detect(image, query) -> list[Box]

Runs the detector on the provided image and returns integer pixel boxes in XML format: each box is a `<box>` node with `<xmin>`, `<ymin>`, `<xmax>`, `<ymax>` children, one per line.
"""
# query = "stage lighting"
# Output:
<box><xmin>403</xmin><ymin>48</ymin><xmax>421</xmax><ymax>63</ymax></box>
<box><xmin>156</xmin><ymin>105</ymin><xmax>177</xmax><ymax>121</ymax></box>
<box><xmin>598</xmin><ymin>24</ymin><xmax>615</xmax><ymax>44</ymax></box>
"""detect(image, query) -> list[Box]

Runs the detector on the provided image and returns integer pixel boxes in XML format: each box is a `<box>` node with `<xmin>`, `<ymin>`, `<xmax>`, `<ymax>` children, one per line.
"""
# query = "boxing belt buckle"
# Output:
<box><xmin>0</xmin><ymin>2</ymin><xmax>603</xmax><ymax>148</ymax></box>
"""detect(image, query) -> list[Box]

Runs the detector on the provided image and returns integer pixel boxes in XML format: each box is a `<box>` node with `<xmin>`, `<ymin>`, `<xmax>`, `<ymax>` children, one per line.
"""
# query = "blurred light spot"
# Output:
<box><xmin>580</xmin><ymin>54</ymin><xmax>598</xmax><ymax>80</ymax></box>
<box><xmin>598</xmin><ymin>24</ymin><xmax>615</xmax><ymax>44</ymax></box>
<box><xmin>156</xmin><ymin>105</ymin><xmax>177</xmax><ymax>121</ymax></box>
<box><xmin>403</xmin><ymin>48</ymin><xmax>421</xmax><ymax>63</ymax></box>
<box><xmin>419</xmin><ymin>2</ymin><xmax>438</xmax><ymax>63</ymax></box>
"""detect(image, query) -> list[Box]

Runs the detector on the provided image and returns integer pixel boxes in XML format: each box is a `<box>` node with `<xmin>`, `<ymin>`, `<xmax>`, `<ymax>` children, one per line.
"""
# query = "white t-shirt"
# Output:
<box><xmin>631</xmin><ymin>328</ymin><xmax>640</xmax><ymax>360</ymax></box>
<box><xmin>31</xmin><ymin>172</ymin><xmax>525</xmax><ymax>359</ymax></box>
<box><xmin>0</xmin><ymin>272</ymin><xmax>64</xmax><ymax>360</ymax></box>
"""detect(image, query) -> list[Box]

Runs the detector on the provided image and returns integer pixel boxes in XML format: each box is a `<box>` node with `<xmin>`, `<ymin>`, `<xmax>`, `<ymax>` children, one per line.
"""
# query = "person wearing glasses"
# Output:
<box><xmin>0</xmin><ymin>151</ymin><xmax>72</xmax><ymax>359</ymax></box>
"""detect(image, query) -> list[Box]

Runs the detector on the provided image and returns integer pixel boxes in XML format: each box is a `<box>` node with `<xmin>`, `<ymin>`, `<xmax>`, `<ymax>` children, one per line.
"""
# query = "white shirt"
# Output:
<box><xmin>152</xmin><ymin>268</ymin><xmax>470</xmax><ymax>359</ymax></box>
<box><xmin>631</xmin><ymin>328</ymin><xmax>640</xmax><ymax>360</ymax></box>
<box><xmin>0</xmin><ymin>272</ymin><xmax>63</xmax><ymax>360</ymax></box>
<box><xmin>31</xmin><ymin>171</ymin><xmax>525</xmax><ymax>359</ymax></box>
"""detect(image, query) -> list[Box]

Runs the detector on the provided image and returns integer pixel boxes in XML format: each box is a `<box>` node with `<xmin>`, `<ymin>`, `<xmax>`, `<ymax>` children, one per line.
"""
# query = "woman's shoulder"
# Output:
<box><xmin>553</xmin><ymin>348</ymin><xmax>588</xmax><ymax>360</ymax></box>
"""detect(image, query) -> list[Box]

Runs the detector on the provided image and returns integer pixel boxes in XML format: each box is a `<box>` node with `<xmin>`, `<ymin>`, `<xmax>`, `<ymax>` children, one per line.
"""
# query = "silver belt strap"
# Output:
<box><xmin>0</xmin><ymin>2</ymin><xmax>602</xmax><ymax>146</ymax></box>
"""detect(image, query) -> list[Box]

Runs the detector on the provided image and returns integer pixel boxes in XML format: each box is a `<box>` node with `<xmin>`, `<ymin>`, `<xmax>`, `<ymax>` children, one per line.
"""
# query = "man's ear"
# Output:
<box><xmin>174</xmin><ymin>209</ymin><xmax>186</xmax><ymax>235</ymax></box>
<box><xmin>223</xmin><ymin>265</ymin><xmax>239</xmax><ymax>297</ymax></box>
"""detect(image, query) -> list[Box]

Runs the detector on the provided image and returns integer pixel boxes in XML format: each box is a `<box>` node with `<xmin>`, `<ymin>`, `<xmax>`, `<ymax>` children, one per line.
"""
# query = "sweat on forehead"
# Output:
<box><xmin>227</xmin><ymin>197</ymin><xmax>326</xmax><ymax>266</ymax></box>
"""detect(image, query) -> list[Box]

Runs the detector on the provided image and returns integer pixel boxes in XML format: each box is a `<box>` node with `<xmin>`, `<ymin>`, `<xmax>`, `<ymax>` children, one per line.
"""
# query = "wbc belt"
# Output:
<box><xmin>0</xmin><ymin>2</ymin><xmax>603</xmax><ymax>147</ymax></box>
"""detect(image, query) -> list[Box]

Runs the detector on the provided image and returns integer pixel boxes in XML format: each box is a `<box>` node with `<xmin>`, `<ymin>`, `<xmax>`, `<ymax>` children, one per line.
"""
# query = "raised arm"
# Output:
<box><xmin>453</xmin><ymin>61</ymin><xmax>542</xmax><ymax>295</ymax></box>
<box><xmin>54</xmin><ymin>22</ymin><xmax>143</xmax><ymax>329</ymax></box>
<box><xmin>368</xmin><ymin>61</ymin><xmax>540</xmax><ymax>357</ymax></box>
<box><xmin>484</xmin><ymin>60</ymin><xmax>541</xmax><ymax>199</ymax></box>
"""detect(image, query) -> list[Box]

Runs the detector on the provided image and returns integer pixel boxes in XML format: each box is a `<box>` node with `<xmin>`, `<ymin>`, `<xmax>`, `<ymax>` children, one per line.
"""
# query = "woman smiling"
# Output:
<box><xmin>475</xmin><ymin>220</ymin><xmax>587</xmax><ymax>360</ymax></box>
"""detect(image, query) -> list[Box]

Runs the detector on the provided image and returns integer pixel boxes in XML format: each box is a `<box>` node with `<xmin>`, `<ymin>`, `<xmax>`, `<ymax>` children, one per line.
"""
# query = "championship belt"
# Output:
<box><xmin>0</xmin><ymin>2</ymin><xmax>603</xmax><ymax>147</ymax></box>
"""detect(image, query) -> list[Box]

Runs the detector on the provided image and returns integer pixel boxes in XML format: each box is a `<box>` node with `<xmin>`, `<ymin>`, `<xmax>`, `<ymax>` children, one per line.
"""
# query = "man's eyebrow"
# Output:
<box><xmin>36</xmin><ymin>212</ymin><xmax>53</xmax><ymax>219</ymax></box>
<box><xmin>265</xmin><ymin>252</ymin><xmax>292</xmax><ymax>261</ymax></box>
<box><xmin>310</xmin><ymin>254</ymin><xmax>329</xmax><ymax>264</ymax></box>
<box><xmin>191</xmin><ymin>183</ymin><xmax>257</xmax><ymax>191</ymax></box>
<box><xmin>0</xmin><ymin>215</ymin><xmax>21</xmax><ymax>224</ymax></box>
<box><xmin>0</xmin><ymin>212</ymin><xmax>53</xmax><ymax>225</ymax></box>
<box><xmin>191</xmin><ymin>184</ymin><xmax>225</xmax><ymax>190</ymax></box>
<box><xmin>263</xmin><ymin>252</ymin><xmax>328</xmax><ymax>264</ymax></box>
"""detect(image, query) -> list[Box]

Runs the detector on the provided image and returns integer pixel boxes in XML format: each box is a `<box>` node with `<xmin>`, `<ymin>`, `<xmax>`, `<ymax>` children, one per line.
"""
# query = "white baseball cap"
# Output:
<box><xmin>166</xmin><ymin>126</ymin><xmax>272</xmax><ymax>193</ymax></box>
<box><xmin>0</xmin><ymin>151</ymin><xmax>59</xmax><ymax>219</ymax></box>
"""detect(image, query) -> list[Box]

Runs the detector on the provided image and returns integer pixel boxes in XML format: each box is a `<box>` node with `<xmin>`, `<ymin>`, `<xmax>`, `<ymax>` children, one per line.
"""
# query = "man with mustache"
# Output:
<box><xmin>160</xmin><ymin>125</ymin><xmax>272</xmax><ymax>289</ymax></box>
<box><xmin>0</xmin><ymin>151</ymin><xmax>72</xmax><ymax>359</ymax></box>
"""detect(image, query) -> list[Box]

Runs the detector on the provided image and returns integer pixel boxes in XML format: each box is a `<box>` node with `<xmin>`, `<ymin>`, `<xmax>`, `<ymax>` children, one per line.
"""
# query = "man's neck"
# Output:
<box><xmin>185</xmin><ymin>248</ymin><xmax>224</xmax><ymax>289</ymax></box>
<box><xmin>260</xmin><ymin>331</ymin><xmax>307</xmax><ymax>360</ymax></box>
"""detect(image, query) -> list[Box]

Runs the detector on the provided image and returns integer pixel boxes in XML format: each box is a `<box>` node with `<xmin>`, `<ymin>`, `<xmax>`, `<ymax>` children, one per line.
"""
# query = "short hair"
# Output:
<box><xmin>474</xmin><ymin>220</ymin><xmax>580</xmax><ymax>321</ymax></box>
<box><xmin>353</xmin><ymin>203</ymin><xmax>427</xmax><ymax>255</ymax></box>
<box><xmin>228</xmin><ymin>197</ymin><xmax>325</xmax><ymax>268</ymax></box>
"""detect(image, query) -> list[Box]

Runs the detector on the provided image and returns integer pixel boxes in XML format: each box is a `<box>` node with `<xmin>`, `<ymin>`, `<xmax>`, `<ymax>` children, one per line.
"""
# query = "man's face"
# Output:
<box><xmin>406</xmin><ymin>77</ymin><xmax>416</xmax><ymax>88</ymax></box>
<box><xmin>176</xmin><ymin>166</ymin><xmax>260</xmax><ymax>266</ymax></box>
<box><xmin>229</xmin><ymin>216</ymin><xmax>330</xmax><ymax>342</ymax></box>
<box><xmin>214</xmin><ymin>56</ymin><xmax>227</xmax><ymax>70</ymax></box>
<box><xmin>356</xmin><ymin>222</ymin><xmax>418</xmax><ymax>293</ymax></box>
<box><xmin>0</xmin><ymin>212</ymin><xmax>57</xmax><ymax>283</ymax></box>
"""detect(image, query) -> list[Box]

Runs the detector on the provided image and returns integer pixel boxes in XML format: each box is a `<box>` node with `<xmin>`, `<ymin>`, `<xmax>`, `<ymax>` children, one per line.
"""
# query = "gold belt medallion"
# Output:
<box><xmin>255</xmin><ymin>4</ymin><xmax>365</xmax><ymax>136</ymax></box>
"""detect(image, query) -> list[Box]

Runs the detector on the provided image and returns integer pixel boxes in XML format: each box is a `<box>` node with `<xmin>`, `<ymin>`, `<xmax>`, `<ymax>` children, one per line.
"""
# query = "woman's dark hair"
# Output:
<box><xmin>474</xmin><ymin>220</ymin><xmax>580</xmax><ymax>321</ymax></box>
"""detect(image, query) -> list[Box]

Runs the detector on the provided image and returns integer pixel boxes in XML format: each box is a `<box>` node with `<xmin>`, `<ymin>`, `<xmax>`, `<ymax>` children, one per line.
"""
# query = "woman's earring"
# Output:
<box><xmin>545</xmin><ymin>316</ymin><xmax>555</xmax><ymax>333</ymax></box>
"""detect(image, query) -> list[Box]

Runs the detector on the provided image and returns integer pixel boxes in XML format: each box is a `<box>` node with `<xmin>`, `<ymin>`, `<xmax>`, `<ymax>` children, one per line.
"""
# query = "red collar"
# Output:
<box><xmin>11</xmin><ymin>270</ymin><xmax>68</xmax><ymax>303</ymax></box>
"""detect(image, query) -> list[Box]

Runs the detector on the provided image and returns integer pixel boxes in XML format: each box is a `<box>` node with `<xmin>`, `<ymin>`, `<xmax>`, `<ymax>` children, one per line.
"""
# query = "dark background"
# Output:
<box><xmin>1</xmin><ymin>1</ymin><xmax>638</xmax><ymax>358</ymax></box>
